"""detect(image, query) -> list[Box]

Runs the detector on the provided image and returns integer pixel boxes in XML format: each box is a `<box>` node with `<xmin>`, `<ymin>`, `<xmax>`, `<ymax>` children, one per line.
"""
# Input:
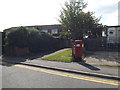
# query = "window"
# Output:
<box><xmin>108</xmin><ymin>28</ymin><xmax>115</xmax><ymax>36</ymax></box>
<box><xmin>51</xmin><ymin>29</ymin><xmax>58</xmax><ymax>34</ymax></box>
<box><xmin>42</xmin><ymin>29</ymin><xmax>48</xmax><ymax>33</ymax></box>
<box><xmin>109</xmin><ymin>31</ymin><xmax>113</xmax><ymax>34</ymax></box>
<box><xmin>102</xmin><ymin>31</ymin><xmax>106</xmax><ymax>37</ymax></box>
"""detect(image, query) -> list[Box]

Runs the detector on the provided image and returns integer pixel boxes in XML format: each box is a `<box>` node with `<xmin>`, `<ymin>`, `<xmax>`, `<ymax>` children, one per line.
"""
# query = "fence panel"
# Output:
<box><xmin>83</xmin><ymin>38</ymin><xmax>120</xmax><ymax>51</ymax></box>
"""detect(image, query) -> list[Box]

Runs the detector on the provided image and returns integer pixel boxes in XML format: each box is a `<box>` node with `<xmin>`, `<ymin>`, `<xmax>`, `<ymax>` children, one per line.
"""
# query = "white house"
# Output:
<box><xmin>105</xmin><ymin>26</ymin><xmax>120</xmax><ymax>44</ymax></box>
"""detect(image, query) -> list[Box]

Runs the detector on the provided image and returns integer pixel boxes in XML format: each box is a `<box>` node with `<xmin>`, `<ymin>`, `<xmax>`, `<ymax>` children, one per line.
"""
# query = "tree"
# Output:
<box><xmin>59</xmin><ymin>31</ymin><xmax>71</xmax><ymax>39</ymax></box>
<box><xmin>59</xmin><ymin>0</ymin><xmax>101</xmax><ymax>40</ymax></box>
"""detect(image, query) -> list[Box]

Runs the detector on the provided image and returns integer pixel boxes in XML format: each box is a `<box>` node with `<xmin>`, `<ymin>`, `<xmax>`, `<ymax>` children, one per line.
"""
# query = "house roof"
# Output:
<box><xmin>107</xmin><ymin>25</ymin><xmax>120</xmax><ymax>28</ymax></box>
<box><xmin>3</xmin><ymin>24</ymin><xmax>62</xmax><ymax>33</ymax></box>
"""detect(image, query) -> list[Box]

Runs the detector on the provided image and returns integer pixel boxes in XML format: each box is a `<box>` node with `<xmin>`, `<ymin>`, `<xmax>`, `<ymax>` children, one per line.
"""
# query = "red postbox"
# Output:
<box><xmin>72</xmin><ymin>40</ymin><xmax>82</xmax><ymax>59</ymax></box>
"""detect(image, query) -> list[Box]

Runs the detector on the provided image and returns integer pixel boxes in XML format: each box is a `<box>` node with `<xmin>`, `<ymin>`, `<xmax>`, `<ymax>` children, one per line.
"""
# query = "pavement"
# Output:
<box><xmin>1</xmin><ymin>48</ymin><xmax>120</xmax><ymax>80</ymax></box>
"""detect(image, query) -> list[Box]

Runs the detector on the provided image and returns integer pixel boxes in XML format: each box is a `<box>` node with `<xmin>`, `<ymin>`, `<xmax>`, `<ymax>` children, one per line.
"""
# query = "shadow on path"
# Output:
<box><xmin>2</xmin><ymin>49</ymin><xmax>58</xmax><ymax>67</ymax></box>
<box><xmin>77</xmin><ymin>61</ymin><xmax>100</xmax><ymax>71</ymax></box>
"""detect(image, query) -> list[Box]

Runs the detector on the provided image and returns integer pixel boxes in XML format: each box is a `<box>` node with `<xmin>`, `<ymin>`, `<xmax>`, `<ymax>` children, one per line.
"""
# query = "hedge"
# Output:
<box><xmin>3</xmin><ymin>26</ymin><xmax>70</xmax><ymax>56</ymax></box>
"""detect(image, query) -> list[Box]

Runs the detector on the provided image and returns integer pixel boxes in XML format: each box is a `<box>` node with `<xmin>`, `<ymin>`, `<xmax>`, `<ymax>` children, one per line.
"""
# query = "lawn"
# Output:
<box><xmin>41</xmin><ymin>47</ymin><xmax>93</xmax><ymax>63</ymax></box>
<box><xmin>42</xmin><ymin>49</ymin><xmax>73</xmax><ymax>63</ymax></box>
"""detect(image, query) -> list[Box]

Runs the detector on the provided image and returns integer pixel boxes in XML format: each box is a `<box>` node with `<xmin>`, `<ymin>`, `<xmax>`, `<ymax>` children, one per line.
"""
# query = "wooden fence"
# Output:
<box><xmin>83</xmin><ymin>37</ymin><xmax>120</xmax><ymax>51</ymax></box>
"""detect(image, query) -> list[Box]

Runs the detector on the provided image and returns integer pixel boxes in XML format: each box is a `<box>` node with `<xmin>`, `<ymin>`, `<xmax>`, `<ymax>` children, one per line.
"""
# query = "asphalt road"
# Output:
<box><xmin>1</xmin><ymin>63</ymin><xmax>119</xmax><ymax>88</ymax></box>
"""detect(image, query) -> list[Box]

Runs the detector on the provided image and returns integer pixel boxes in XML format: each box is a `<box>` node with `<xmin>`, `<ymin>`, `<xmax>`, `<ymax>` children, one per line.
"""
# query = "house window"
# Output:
<box><xmin>109</xmin><ymin>31</ymin><xmax>114</xmax><ymax>34</ymax></box>
<box><xmin>51</xmin><ymin>29</ymin><xmax>58</xmax><ymax>34</ymax></box>
<box><xmin>102</xmin><ymin>31</ymin><xmax>106</xmax><ymax>37</ymax></box>
<box><xmin>42</xmin><ymin>29</ymin><xmax>48</xmax><ymax>33</ymax></box>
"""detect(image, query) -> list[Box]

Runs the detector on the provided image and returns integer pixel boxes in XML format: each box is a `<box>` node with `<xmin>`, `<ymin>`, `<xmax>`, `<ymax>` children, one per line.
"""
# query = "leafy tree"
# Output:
<box><xmin>59</xmin><ymin>31</ymin><xmax>71</xmax><ymax>39</ymax></box>
<box><xmin>59</xmin><ymin>0</ymin><xmax>101</xmax><ymax>40</ymax></box>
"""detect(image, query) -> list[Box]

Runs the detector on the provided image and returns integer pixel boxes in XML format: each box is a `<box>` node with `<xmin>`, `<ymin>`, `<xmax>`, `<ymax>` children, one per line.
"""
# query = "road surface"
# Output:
<box><xmin>1</xmin><ymin>62</ymin><xmax>119</xmax><ymax>88</ymax></box>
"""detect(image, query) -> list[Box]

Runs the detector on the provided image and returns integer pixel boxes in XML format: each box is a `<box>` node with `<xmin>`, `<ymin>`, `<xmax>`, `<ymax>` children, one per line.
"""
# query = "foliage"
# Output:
<box><xmin>6</xmin><ymin>26</ymin><xmax>39</xmax><ymax>48</ymax></box>
<box><xmin>59</xmin><ymin>31</ymin><xmax>71</xmax><ymax>39</ymax></box>
<box><xmin>59</xmin><ymin>0</ymin><xmax>101</xmax><ymax>40</ymax></box>
<box><xmin>42</xmin><ymin>47</ymin><xmax>88</xmax><ymax>62</ymax></box>
<box><xmin>5</xmin><ymin>26</ymin><xmax>61</xmax><ymax>55</ymax></box>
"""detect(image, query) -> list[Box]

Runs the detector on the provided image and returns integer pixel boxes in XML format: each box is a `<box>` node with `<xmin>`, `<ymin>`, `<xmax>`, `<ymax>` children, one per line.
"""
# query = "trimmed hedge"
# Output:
<box><xmin>4</xmin><ymin>26</ymin><xmax>70</xmax><ymax>56</ymax></box>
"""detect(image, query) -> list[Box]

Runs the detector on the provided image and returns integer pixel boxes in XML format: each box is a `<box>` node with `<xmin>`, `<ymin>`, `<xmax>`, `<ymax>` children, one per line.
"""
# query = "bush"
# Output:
<box><xmin>4</xmin><ymin>26</ymin><xmax>68</xmax><ymax>56</ymax></box>
<box><xmin>4</xmin><ymin>26</ymin><xmax>55</xmax><ymax>55</ymax></box>
<box><xmin>4</xmin><ymin>27</ymin><xmax>69</xmax><ymax>56</ymax></box>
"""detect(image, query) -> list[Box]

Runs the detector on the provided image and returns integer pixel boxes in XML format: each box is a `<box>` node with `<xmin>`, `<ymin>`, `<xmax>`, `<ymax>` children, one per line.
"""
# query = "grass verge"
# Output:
<box><xmin>41</xmin><ymin>47</ymin><xmax>93</xmax><ymax>63</ymax></box>
<box><xmin>42</xmin><ymin>49</ymin><xmax>73</xmax><ymax>63</ymax></box>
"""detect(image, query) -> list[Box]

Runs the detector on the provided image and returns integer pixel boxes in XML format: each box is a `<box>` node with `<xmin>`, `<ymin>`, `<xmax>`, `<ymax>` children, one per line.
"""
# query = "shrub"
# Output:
<box><xmin>5</xmin><ymin>26</ymin><xmax>55</xmax><ymax>55</ymax></box>
<box><xmin>4</xmin><ymin>26</ymin><xmax>67</xmax><ymax>56</ymax></box>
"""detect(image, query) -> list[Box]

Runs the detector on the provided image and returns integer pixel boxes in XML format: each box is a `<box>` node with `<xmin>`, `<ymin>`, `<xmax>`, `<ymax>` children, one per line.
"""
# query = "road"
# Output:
<box><xmin>1</xmin><ymin>62</ymin><xmax>119</xmax><ymax>88</ymax></box>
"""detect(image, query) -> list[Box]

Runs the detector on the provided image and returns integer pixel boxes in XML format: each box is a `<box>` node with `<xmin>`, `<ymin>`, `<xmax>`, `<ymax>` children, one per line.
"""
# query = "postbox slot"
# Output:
<box><xmin>76</xmin><ymin>44</ymin><xmax>80</xmax><ymax>47</ymax></box>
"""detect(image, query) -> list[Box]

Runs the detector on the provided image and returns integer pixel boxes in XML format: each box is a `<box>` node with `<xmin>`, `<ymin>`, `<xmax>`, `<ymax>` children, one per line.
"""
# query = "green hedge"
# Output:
<box><xmin>4</xmin><ymin>26</ymin><xmax>66</xmax><ymax>56</ymax></box>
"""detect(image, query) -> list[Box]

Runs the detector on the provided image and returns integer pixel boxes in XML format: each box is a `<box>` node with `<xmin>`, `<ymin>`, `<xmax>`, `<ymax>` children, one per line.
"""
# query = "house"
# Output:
<box><xmin>27</xmin><ymin>24</ymin><xmax>62</xmax><ymax>35</ymax></box>
<box><xmin>3</xmin><ymin>24</ymin><xmax>63</xmax><ymax>36</ymax></box>
<box><xmin>102</xmin><ymin>26</ymin><xmax>120</xmax><ymax>44</ymax></box>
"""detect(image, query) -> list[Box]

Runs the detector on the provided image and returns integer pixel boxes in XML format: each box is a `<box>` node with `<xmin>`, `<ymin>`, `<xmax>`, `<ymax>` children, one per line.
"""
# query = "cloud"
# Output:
<box><xmin>0</xmin><ymin>0</ymin><xmax>119</xmax><ymax>31</ymax></box>
<box><xmin>118</xmin><ymin>1</ymin><xmax>120</xmax><ymax>25</ymax></box>
<box><xmin>85</xmin><ymin>0</ymin><xmax>119</xmax><ymax>26</ymax></box>
<box><xmin>95</xmin><ymin>3</ymin><xmax>118</xmax><ymax>14</ymax></box>
<box><xmin>100</xmin><ymin>10</ymin><xmax>118</xmax><ymax>26</ymax></box>
<box><xmin>0</xmin><ymin>0</ymin><xmax>65</xmax><ymax>31</ymax></box>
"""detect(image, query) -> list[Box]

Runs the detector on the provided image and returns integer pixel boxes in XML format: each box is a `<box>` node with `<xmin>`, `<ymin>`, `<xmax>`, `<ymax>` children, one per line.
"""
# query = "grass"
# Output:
<box><xmin>42</xmin><ymin>49</ymin><xmax>73</xmax><ymax>63</ymax></box>
<box><xmin>41</xmin><ymin>45</ymin><xmax>93</xmax><ymax>63</ymax></box>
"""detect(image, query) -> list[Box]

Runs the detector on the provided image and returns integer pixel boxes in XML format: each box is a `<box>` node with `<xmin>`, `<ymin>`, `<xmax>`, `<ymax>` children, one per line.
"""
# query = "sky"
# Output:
<box><xmin>118</xmin><ymin>1</ymin><xmax>120</xmax><ymax>25</ymax></box>
<box><xmin>0</xmin><ymin>0</ymin><xmax>119</xmax><ymax>31</ymax></box>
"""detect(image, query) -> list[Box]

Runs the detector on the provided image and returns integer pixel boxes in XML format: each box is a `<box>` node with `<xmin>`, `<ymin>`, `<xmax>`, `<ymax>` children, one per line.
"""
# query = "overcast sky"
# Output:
<box><xmin>0</xmin><ymin>0</ymin><xmax>119</xmax><ymax>31</ymax></box>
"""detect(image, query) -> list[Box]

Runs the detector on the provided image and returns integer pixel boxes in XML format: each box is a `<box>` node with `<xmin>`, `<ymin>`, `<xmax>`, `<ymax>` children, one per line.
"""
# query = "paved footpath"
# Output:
<box><xmin>1</xmin><ymin>48</ymin><xmax>120</xmax><ymax>80</ymax></box>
